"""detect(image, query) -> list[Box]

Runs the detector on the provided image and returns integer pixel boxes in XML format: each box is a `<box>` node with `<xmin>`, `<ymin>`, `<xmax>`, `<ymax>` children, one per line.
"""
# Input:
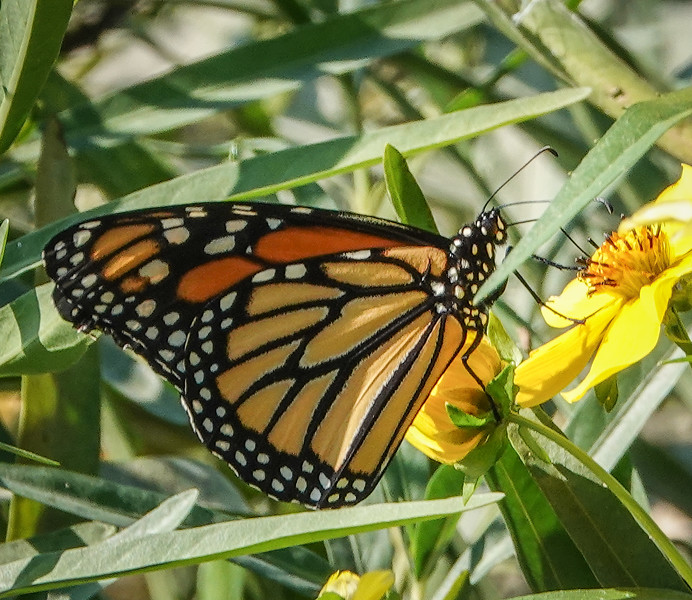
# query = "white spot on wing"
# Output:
<box><xmin>168</xmin><ymin>330</ymin><xmax>186</xmax><ymax>347</ymax></box>
<box><xmin>73</xmin><ymin>230</ymin><xmax>91</xmax><ymax>247</ymax></box>
<box><xmin>136</xmin><ymin>299</ymin><xmax>157</xmax><ymax>318</ymax></box>
<box><xmin>204</xmin><ymin>236</ymin><xmax>235</xmax><ymax>255</ymax></box>
<box><xmin>163</xmin><ymin>227</ymin><xmax>190</xmax><ymax>245</ymax></box>
<box><xmin>225</xmin><ymin>220</ymin><xmax>247</xmax><ymax>233</ymax></box>
<box><xmin>220</xmin><ymin>292</ymin><xmax>236</xmax><ymax>312</ymax></box>
<box><xmin>285</xmin><ymin>264</ymin><xmax>307</xmax><ymax>279</ymax></box>
<box><xmin>252</xmin><ymin>269</ymin><xmax>275</xmax><ymax>283</ymax></box>
<box><xmin>139</xmin><ymin>260</ymin><xmax>170</xmax><ymax>284</ymax></box>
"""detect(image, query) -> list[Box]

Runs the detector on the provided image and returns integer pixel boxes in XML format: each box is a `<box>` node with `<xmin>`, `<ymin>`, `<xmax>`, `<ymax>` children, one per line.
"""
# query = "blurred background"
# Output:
<box><xmin>1</xmin><ymin>0</ymin><xmax>691</xmax><ymax>598</ymax></box>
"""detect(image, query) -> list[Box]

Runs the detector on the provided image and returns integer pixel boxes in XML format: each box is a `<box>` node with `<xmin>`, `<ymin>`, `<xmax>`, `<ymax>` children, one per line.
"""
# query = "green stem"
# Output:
<box><xmin>507</xmin><ymin>411</ymin><xmax>692</xmax><ymax>588</ymax></box>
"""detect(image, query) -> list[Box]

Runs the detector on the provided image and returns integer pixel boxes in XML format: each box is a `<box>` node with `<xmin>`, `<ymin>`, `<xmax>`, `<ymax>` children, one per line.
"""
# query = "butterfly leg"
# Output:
<box><xmin>505</xmin><ymin>245</ymin><xmax>584</xmax><ymax>326</ymax></box>
<box><xmin>459</xmin><ymin>330</ymin><xmax>501</xmax><ymax>422</ymax></box>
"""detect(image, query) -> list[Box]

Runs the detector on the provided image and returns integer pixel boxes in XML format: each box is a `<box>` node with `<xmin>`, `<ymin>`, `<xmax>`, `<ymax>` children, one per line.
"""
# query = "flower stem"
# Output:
<box><xmin>507</xmin><ymin>411</ymin><xmax>692</xmax><ymax>588</ymax></box>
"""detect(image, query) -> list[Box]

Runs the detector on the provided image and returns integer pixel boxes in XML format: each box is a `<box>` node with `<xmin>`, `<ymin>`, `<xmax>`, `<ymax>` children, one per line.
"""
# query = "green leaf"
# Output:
<box><xmin>486</xmin><ymin>446</ymin><xmax>599</xmax><ymax>591</ymax></box>
<box><xmin>39</xmin><ymin>71</ymin><xmax>177</xmax><ymax>198</ymax></box>
<box><xmin>383</xmin><ymin>144</ymin><xmax>437</xmax><ymax>233</ymax></box>
<box><xmin>2</xmin><ymin>87</ymin><xmax>590</xmax><ymax>286</ymax></box>
<box><xmin>509</xmin><ymin>591</ymin><xmax>692</xmax><ymax>600</ymax></box>
<box><xmin>595</xmin><ymin>375</ymin><xmax>619</xmax><ymax>412</ymax></box>
<box><xmin>49</xmin><ymin>490</ymin><xmax>198</xmax><ymax>600</ymax></box>
<box><xmin>0</xmin><ymin>462</ymin><xmax>343</xmax><ymax>596</ymax></box>
<box><xmin>477</xmin><ymin>86</ymin><xmax>692</xmax><ymax>304</ymax></box>
<box><xmin>0</xmin><ymin>463</ymin><xmax>237</xmax><ymax>528</ymax></box>
<box><xmin>486</xmin><ymin>363</ymin><xmax>516</xmax><ymax>419</ymax></box>
<box><xmin>0</xmin><ymin>0</ymin><xmax>72</xmax><ymax>153</ymax></box>
<box><xmin>34</xmin><ymin>117</ymin><xmax>75</xmax><ymax>227</ymax></box>
<box><xmin>0</xmin><ymin>443</ymin><xmax>58</xmax><ymax>466</ymax></box>
<box><xmin>0</xmin><ymin>494</ymin><xmax>503</xmax><ymax>596</ymax></box>
<box><xmin>454</xmin><ymin>423</ymin><xmax>508</xmax><ymax>481</ymax></box>
<box><xmin>573</xmin><ymin>337</ymin><xmax>689</xmax><ymax>472</ymax></box>
<box><xmin>0</xmin><ymin>221</ymin><xmax>9</xmax><ymax>269</ymax></box>
<box><xmin>0</xmin><ymin>522</ymin><xmax>115</xmax><ymax>565</ymax></box>
<box><xmin>0</xmin><ymin>283</ymin><xmax>91</xmax><ymax>376</ymax></box>
<box><xmin>508</xmin><ymin>418</ymin><xmax>690</xmax><ymax>591</ymax></box>
<box><xmin>487</xmin><ymin>311</ymin><xmax>523</xmax><ymax>365</ymax></box>
<box><xmin>56</xmin><ymin>0</ymin><xmax>483</xmax><ymax>145</ymax></box>
<box><xmin>8</xmin><ymin>348</ymin><xmax>101</xmax><ymax>538</ymax></box>
<box><xmin>445</xmin><ymin>405</ymin><xmax>495</xmax><ymax>428</ymax></box>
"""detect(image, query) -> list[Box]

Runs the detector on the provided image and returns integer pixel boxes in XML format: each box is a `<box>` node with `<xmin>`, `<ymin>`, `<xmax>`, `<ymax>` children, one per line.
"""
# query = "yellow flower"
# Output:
<box><xmin>318</xmin><ymin>570</ymin><xmax>394</xmax><ymax>600</ymax></box>
<box><xmin>406</xmin><ymin>335</ymin><xmax>502</xmax><ymax>464</ymax></box>
<box><xmin>515</xmin><ymin>164</ymin><xmax>692</xmax><ymax>406</ymax></box>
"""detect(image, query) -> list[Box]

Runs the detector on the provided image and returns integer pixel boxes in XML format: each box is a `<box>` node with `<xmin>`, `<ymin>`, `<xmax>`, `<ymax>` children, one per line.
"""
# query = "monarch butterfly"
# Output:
<box><xmin>43</xmin><ymin>201</ymin><xmax>507</xmax><ymax>508</ymax></box>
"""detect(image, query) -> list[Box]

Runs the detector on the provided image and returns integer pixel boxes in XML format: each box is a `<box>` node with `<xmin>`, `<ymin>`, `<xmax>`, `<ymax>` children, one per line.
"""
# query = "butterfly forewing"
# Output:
<box><xmin>43</xmin><ymin>202</ymin><xmax>483</xmax><ymax>507</ymax></box>
<box><xmin>43</xmin><ymin>204</ymin><xmax>447</xmax><ymax>390</ymax></box>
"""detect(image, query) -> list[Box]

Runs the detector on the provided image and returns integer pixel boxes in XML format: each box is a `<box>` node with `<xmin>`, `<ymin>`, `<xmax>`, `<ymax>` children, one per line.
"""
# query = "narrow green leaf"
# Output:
<box><xmin>485</xmin><ymin>363</ymin><xmax>516</xmax><ymax>419</ymax></box>
<box><xmin>0</xmin><ymin>522</ymin><xmax>115</xmax><ymax>565</ymax></box>
<box><xmin>100</xmin><ymin>338</ymin><xmax>188</xmax><ymax>426</ymax></box>
<box><xmin>0</xmin><ymin>494</ymin><xmax>503</xmax><ymax>597</ymax></box>
<box><xmin>0</xmin><ymin>443</ymin><xmax>58</xmax><ymax>466</ymax></box>
<box><xmin>39</xmin><ymin>71</ymin><xmax>177</xmax><ymax>198</ymax></box>
<box><xmin>454</xmin><ymin>424</ymin><xmax>507</xmax><ymax>481</ymax></box>
<box><xmin>508</xmin><ymin>419</ymin><xmax>690</xmax><ymax>591</ymax></box>
<box><xmin>584</xmin><ymin>341</ymin><xmax>688</xmax><ymax>472</ymax></box>
<box><xmin>0</xmin><ymin>0</ymin><xmax>72</xmax><ymax>153</ymax></box>
<box><xmin>477</xmin><ymin>87</ymin><xmax>692</xmax><ymax>304</ymax></box>
<box><xmin>0</xmin><ymin>463</ymin><xmax>234</xmax><ymax>528</ymax></box>
<box><xmin>197</xmin><ymin>561</ymin><xmax>247</xmax><ymax>600</ymax></box>
<box><xmin>48</xmin><ymin>491</ymin><xmax>198</xmax><ymax>600</ymax></box>
<box><xmin>510</xmin><ymin>591</ymin><xmax>692</xmax><ymax>600</ymax></box>
<box><xmin>1</xmin><ymin>87</ymin><xmax>590</xmax><ymax>285</ymax></box>
<box><xmin>56</xmin><ymin>0</ymin><xmax>482</xmax><ymax>145</ymax></box>
<box><xmin>33</xmin><ymin>117</ymin><xmax>75</xmax><ymax>228</ymax></box>
<box><xmin>487</xmin><ymin>311</ymin><xmax>523</xmax><ymax>365</ymax></box>
<box><xmin>0</xmin><ymin>460</ymin><xmax>329</xmax><ymax>596</ymax></box>
<box><xmin>0</xmin><ymin>283</ymin><xmax>91</xmax><ymax>376</ymax></box>
<box><xmin>383</xmin><ymin>144</ymin><xmax>437</xmax><ymax>233</ymax></box>
<box><xmin>486</xmin><ymin>446</ymin><xmax>599</xmax><ymax>591</ymax></box>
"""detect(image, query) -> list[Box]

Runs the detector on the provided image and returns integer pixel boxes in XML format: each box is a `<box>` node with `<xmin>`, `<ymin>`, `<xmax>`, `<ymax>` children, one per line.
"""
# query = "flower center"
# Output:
<box><xmin>579</xmin><ymin>226</ymin><xmax>671</xmax><ymax>298</ymax></box>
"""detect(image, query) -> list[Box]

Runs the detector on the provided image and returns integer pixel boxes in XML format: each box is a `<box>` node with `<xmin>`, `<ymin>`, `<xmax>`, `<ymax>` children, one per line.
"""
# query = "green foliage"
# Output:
<box><xmin>0</xmin><ymin>1</ymin><xmax>691</xmax><ymax>599</ymax></box>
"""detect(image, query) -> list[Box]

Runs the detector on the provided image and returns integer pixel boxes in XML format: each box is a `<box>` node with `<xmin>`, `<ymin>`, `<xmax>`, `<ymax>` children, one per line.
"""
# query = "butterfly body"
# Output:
<box><xmin>44</xmin><ymin>202</ymin><xmax>506</xmax><ymax>507</ymax></box>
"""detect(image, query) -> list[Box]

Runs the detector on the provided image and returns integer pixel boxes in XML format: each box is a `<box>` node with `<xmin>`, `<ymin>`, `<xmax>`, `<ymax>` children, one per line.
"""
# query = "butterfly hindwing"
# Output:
<box><xmin>183</xmin><ymin>245</ymin><xmax>467</xmax><ymax>507</ymax></box>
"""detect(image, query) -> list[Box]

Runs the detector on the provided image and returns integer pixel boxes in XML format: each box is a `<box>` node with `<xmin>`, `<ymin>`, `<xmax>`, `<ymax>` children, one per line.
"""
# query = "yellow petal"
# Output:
<box><xmin>514</xmin><ymin>298</ymin><xmax>622</xmax><ymax>407</ymax></box>
<box><xmin>320</xmin><ymin>571</ymin><xmax>360</xmax><ymax>599</ymax></box>
<box><xmin>406</xmin><ymin>337</ymin><xmax>500</xmax><ymax>464</ymax></box>
<box><xmin>560</xmin><ymin>271</ymin><xmax>677</xmax><ymax>402</ymax></box>
<box><xmin>668</xmin><ymin>249</ymin><xmax>692</xmax><ymax>279</ymax></box>
<box><xmin>542</xmin><ymin>278</ymin><xmax>620</xmax><ymax>328</ymax></box>
<box><xmin>353</xmin><ymin>571</ymin><xmax>395</xmax><ymax>600</ymax></box>
<box><xmin>654</xmin><ymin>164</ymin><xmax>692</xmax><ymax>204</ymax></box>
<box><xmin>620</xmin><ymin>164</ymin><xmax>692</xmax><ymax>253</ymax></box>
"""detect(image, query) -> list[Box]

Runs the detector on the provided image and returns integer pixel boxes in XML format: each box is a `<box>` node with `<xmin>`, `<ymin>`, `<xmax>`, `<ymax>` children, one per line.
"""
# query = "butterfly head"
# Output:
<box><xmin>473</xmin><ymin>208</ymin><xmax>507</xmax><ymax>246</ymax></box>
<box><xmin>449</xmin><ymin>208</ymin><xmax>507</xmax><ymax>260</ymax></box>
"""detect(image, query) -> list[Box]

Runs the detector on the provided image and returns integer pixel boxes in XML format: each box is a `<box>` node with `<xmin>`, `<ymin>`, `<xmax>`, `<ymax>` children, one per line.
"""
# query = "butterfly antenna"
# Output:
<box><xmin>482</xmin><ymin>146</ymin><xmax>558</xmax><ymax>213</ymax></box>
<box><xmin>506</xmin><ymin>217</ymin><xmax>588</xmax><ymax>263</ymax></box>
